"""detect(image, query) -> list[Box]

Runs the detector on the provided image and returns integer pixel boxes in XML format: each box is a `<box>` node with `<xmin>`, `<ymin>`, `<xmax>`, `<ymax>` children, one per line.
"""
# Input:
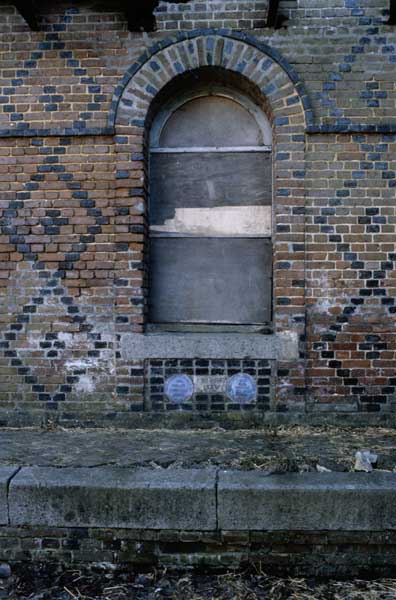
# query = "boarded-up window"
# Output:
<box><xmin>149</xmin><ymin>91</ymin><xmax>272</xmax><ymax>325</ymax></box>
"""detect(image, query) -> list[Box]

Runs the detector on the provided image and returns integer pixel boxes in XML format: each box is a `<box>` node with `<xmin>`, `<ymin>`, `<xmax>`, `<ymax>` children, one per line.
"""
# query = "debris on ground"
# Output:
<box><xmin>5</xmin><ymin>564</ymin><xmax>396</xmax><ymax>600</ymax></box>
<box><xmin>0</xmin><ymin>425</ymin><xmax>396</xmax><ymax>473</ymax></box>
<box><xmin>354</xmin><ymin>450</ymin><xmax>378</xmax><ymax>472</ymax></box>
<box><xmin>316</xmin><ymin>464</ymin><xmax>332</xmax><ymax>473</ymax></box>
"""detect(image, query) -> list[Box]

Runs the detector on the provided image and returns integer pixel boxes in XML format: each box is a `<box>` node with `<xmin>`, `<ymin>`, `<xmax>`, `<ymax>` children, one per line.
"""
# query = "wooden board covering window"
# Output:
<box><xmin>148</xmin><ymin>93</ymin><xmax>272</xmax><ymax>326</ymax></box>
<box><xmin>149</xmin><ymin>238</ymin><xmax>272</xmax><ymax>324</ymax></box>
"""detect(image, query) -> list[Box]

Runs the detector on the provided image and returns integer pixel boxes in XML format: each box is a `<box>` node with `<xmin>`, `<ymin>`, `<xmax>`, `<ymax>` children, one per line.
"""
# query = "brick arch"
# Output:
<box><xmin>110</xmin><ymin>30</ymin><xmax>313</xmax><ymax>130</ymax></box>
<box><xmin>112</xmin><ymin>31</ymin><xmax>310</xmax><ymax>411</ymax></box>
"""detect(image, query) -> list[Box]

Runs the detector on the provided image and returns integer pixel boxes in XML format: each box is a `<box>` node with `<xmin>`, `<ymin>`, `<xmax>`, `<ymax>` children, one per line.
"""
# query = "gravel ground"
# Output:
<box><xmin>0</xmin><ymin>425</ymin><xmax>396</xmax><ymax>472</ymax></box>
<box><xmin>3</xmin><ymin>564</ymin><xmax>396</xmax><ymax>599</ymax></box>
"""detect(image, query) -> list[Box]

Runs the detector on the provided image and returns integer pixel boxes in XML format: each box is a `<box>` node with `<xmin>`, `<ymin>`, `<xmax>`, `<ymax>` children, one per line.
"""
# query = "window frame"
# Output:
<box><xmin>147</xmin><ymin>86</ymin><xmax>274</xmax><ymax>334</ymax></box>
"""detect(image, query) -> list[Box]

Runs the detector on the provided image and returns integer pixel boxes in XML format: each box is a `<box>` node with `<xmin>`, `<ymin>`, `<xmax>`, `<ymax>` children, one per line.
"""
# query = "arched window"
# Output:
<box><xmin>148</xmin><ymin>86</ymin><xmax>272</xmax><ymax>330</ymax></box>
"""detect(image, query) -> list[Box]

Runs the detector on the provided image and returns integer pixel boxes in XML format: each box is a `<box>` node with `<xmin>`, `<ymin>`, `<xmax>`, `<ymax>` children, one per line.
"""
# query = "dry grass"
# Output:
<box><xmin>1</xmin><ymin>425</ymin><xmax>396</xmax><ymax>472</ymax></box>
<box><xmin>5</xmin><ymin>564</ymin><xmax>396</xmax><ymax>600</ymax></box>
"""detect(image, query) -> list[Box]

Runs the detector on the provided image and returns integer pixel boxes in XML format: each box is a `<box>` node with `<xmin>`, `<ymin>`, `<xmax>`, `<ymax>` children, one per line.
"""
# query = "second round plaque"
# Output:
<box><xmin>226</xmin><ymin>373</ymin><xmax>257</xmax><ymax>404</ymax></box>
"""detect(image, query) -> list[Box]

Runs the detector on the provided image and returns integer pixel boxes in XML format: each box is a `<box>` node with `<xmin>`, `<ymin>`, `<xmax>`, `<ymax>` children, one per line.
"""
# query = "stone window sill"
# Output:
<box><xmin>121</xmin><ymin>331</ymin><xmax>298</xmax><ymax>361</ymax></box>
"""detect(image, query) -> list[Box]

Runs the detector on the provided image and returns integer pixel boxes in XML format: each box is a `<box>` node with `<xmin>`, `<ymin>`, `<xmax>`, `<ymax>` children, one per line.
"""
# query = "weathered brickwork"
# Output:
<box><xmin>154</xmin><ymin>0</ymin><xmax>270</xmax><ymax>31</ymax></box>
<box><xmin>1</xmin><ymin>1</ymin><xmax>396</xmax><ymax>135</ymax></box>
<box><xmin>2</xmin><ymin>526</ymin><xmax>396</xmax><ymax>577</ymax></box>
<box><xmin>306</xmin><ymin>133</ymin><xmax>396</xmax><ymax>413</ymax></box>
<box><xmin>0</xmin><ymin>136</ymin><xmax>118</xmax><ymax>413</ymax></box>
<box><xmin>0</xmin><ymin>1</ymin><xmax>395</xmax><ymax>424</ymax></box>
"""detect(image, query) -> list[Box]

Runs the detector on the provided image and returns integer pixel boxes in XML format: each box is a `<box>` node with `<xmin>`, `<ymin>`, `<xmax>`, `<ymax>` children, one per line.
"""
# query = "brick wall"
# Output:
<box><xmin>154</xmin><ymin>0</ymin><xmax>269</xmax><ymax>31</ymax></box>
<box><xmin>0</xmin><ymin>1</ymin><xmax>395</xmax><ymax>425</ymax></box>
<box><xmin>2</xmin><ymin>525</ymin><xmax>396</xmax><ymax>577</ymax></box>
<box><xmin>306</xmin><ymin>133</ymin><xmax>396</xmax><ymax>413</ymax></box>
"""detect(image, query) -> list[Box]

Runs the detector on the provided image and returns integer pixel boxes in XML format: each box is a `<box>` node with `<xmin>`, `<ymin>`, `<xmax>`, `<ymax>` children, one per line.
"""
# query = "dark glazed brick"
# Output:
<box><xmin>145</xmin><ymin>359</ymin><xmax>273</xmax><ymax>412</ymax></box>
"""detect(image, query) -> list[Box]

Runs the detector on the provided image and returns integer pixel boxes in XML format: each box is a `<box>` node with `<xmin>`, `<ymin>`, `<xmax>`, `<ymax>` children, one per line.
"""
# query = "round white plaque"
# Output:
<box><xmin>164</xmin><ymin>374</ymin><xmax>194</xmax><ymax>404</ymax></box>
<box><xmin>226</xmin><ymin>373</ymin><xmax>257</xmax><ymax>404</ymax></box>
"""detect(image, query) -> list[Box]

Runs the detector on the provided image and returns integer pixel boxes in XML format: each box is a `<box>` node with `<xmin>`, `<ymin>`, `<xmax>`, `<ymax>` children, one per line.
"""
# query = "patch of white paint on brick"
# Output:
<box><xmin>65</xmin><ymin>351</ymin><xmax>115</xmax><ymax>375</ymax></box>
<box><xmin>276</xmin><ymin>330</ymin><xmax>299</xmax><ymax>360</ymax></box>
<box><xmin>58</xmin><ymin>332</ymin><xmax>74</xmax><ymax>347</ymax></box>
<box><xmin>75</xmin><ymin>375</ymin><xmax>95</xmax><ymax>394</ymax></box>
<box><xmin>65</xmin><ymin>358</ymin><xmax>99</xmax><ymax>371</ymax></box>
<box><xmin>315</xmin><ymin>298</ymin><xmax>333</xmax><ymax>314</ymax></box>
<box><xmin>278</xmin><ymin>379</ymin><xmax>294</xmax><ymax>397</ymax></box>
<box><xmin>26</xmin><ymin>333</ymin><xmax>41</xmax><ymax>349</ymax></box>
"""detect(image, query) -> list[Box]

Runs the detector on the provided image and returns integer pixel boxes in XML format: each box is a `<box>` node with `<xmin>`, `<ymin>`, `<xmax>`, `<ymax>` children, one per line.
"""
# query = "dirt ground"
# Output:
<box><xmin>2</xmin><ymin>426</ymin><xmax>396</xmax><ymax>597</ymax></box>
<box><xmin>0</xmin><ymin>425</ymin><xmax>396</xmax><ymax>472</ymax></box>
<box><xmin>3</xmin><ymin>564</ymin><xmax>396</xmax><ymax>599</ymax></box>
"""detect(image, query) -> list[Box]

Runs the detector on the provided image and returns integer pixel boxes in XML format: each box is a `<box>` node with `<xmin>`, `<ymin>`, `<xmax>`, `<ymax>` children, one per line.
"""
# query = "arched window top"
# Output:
<box><xmin>150</xmin><ymin>87</ymin><xmax>272</xmax><ymax>150</ymax></box>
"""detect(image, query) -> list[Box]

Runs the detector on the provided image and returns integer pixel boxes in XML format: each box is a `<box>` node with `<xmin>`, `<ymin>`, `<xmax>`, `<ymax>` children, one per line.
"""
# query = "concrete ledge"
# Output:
<box><xmin>0</xmin><ymin>467</ymin><xmax>19</xmax><ymax>525</ymax></box>
<box><xmin>218</xmin><ymin>471</ymin><xmax>396</xmax><ymax>531</ymax></box>
<box><xmin>9</xmin><ymin>467</ymin><xmax>217</xmax><ymax>530</ymax></box>
<box><xmin>121</xmin><ymin>331</ymin><xmax>299</xmax><ymax>360</ymax></box>
<box><xmin>6</xmin><ymin>468</ymin><xmax>396</xmax><ymax>535</ymax></box>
